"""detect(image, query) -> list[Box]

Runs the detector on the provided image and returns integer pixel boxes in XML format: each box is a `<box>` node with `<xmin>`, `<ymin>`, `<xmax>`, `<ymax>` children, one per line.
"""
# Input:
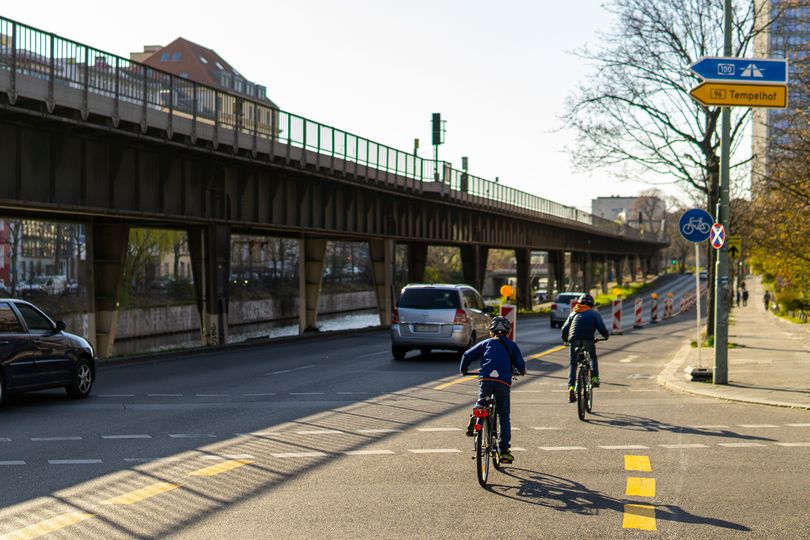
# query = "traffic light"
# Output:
<box><xmin>432</xmin><ymin>113</ymin><xmax>442</xmax><ymax>145</ymax></box>
<box><xmin>672</xmin><ymin>258</ymin><xmax>677</xmax><ymax>266</ymax></box>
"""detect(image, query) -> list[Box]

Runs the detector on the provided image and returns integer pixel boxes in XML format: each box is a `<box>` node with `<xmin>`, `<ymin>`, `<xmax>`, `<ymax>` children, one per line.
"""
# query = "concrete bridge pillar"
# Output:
<box><xmin>515</xmin><ymin>248</ymin><xmax>532</xmax><ymax>311</ymax></box>
<box><xmin>188</xmin><ymin>224</ymin><xmax>231</xmax><ymax>346</ymax></box>
<box><xmin>630</xmin><ymin>255</ymin><xmax>638</xmax><ymax>282</ymax></box>
<box><xmin>407</xmin><ymin>243</ymin><xmax>428</xmax><ymax>284</ymax></box>
<box><xmin>615</xmin><ymin>256</ymin><xmax>624</xmax><ymax>287</ymax></box>
<box><xmin>298</xmin><ymin>238</ymin><xmax>328</xmax><ymax>333</ymax></box>
<box><xmin>87</xmin><ymin>222</ymin><xmax>129</xmax><ymax>358</ymax></box>
<box><xmin>582</xmin><ymin>253</ymin><xmax>593</xmax><ymax>293</ymax></box>
<box><xmin>570</xmin><ymin>253</ymin><xmax>583</xmax><ymax>291</ymax></box>
<box><xmin>601</xmin><ymin>254</ymin><xmax>609</xmax><ymax>294</ymax></box>
<box><xmin>547</xmin><ymin>250</ymin><xmax>564</xmax><ymax>300</ymax></box>
<box><xmin>460</xmin><ymin>244</ymin><xmax>488</xmax><ymax>293</ymax></box>
<box><xmin>369</xmin><ymin>238</ymin><xmax>395</xmax><ymax>326</ymax></box>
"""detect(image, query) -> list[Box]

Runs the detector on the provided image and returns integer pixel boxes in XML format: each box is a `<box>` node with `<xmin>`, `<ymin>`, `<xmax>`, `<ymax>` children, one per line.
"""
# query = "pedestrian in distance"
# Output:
<box><xmin>742</xmin><ymin>289</ymin><xmax>748</xmax><ymax>307</ymax></box>
<box><xmin>561</xmin><ymin>293</ymin><xmax>609</xmax><ymax>402</ymax></box>
<box><xmin>763</xmin><ymin>290</ymin><xmax>770</xmax><ymax>311</ymax></box>
<box><xmin>460</xmin><ymin>316</ymin><xmax>526</xmax><ymax>465</ymax></box>
<box><xmin>736</xmin><ymin>289</ymin><xmax>741</xmax><ymax>307</ymax></box>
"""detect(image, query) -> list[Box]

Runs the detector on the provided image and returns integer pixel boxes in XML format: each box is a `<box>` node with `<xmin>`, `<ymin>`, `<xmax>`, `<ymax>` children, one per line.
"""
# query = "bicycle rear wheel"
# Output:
<box><xmin>475</xmin><ymin>419</ymin><xmax>491</xmax><ymax>486</ymax></box>
<box><xmin>577</xmin><ymin>367</ymin><xmax>587</xmax><ymax>421</ymax></box>
<box><xmin>585</xmin><ymin>368</ymin><xmax>594</xmax><ymax>413</ymax></box>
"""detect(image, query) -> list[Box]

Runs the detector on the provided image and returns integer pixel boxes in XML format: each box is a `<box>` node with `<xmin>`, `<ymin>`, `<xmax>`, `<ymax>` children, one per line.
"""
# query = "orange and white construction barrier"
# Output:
<box><xmin>650</xmin><ymin>294</ymin><xmax>659</xmax><ymax>324</ymax></box>
<box><xmin>612</xmin><ymin>298</ymin><xmax>623</xmax><ymax>335</ymax></box>
<box><xmin>633</xmin><ymin>297</ymin><xmax>643</xmax><ymax>329</ymax></box>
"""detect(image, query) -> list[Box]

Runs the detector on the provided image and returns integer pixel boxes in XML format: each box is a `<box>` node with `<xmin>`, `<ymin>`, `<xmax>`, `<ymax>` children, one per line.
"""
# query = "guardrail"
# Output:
<box><xmin>0</xmin><ymin>15</ymin><xmax>650</xmax><ymax>241</ymax></box>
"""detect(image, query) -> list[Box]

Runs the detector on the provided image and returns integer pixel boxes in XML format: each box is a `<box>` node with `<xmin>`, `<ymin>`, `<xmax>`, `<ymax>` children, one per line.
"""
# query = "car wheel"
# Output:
<box><xmin>392</xmin><ymin>346</ymin><xmax>407</xmax><ymax>360</ymax></box>
<box><xmin>66</xmin><ymin>358</ymin><xmax>93</xmax><ymax>399</ymax></box>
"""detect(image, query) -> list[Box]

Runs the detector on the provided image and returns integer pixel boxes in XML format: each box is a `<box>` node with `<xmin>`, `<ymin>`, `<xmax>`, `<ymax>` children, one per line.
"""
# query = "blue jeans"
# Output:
<box><xmin>568</xmin><ymin>339</ymin><xmax>599</xmax><ymax>387</ymax></box>
<box><xmin>476</xmin><ymin>380</ymin><xmax>511</xmax><ymax>451</ymax></box>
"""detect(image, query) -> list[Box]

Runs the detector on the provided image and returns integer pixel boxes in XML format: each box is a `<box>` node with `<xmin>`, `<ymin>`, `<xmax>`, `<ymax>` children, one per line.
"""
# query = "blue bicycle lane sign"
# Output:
<box><xmin>679</xmin><ymin>208</ymin><xmax>714</xmax><ymax>243</ymax></box>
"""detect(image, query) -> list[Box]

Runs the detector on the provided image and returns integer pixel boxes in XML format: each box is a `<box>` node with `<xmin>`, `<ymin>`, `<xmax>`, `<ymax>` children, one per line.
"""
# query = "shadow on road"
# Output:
<box><xmin>488</xmin><ymin>467</ymin><xmax>750</xmax><ymax>532</ymax></box>
<box><xmin>585</xmin><ymin>412</ymin><xmax>776</xmax><ymax>442</ymax></box>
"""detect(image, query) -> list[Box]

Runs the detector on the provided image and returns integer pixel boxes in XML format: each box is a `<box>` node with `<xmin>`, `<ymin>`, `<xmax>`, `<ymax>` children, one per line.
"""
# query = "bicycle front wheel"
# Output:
<box><xmin>492</xmin><ymin>412</ymin><xmax>502</xmax><ymax>470</ymax></box>
<box><xmin>577</xmin><ymin>367</ymin><xmax>587</xmax><ymax>421</ymax></box>
<box><xmin>475</xmin><ymin>419</ymin><xmax>491</xmax><ymax>486</ymax></box>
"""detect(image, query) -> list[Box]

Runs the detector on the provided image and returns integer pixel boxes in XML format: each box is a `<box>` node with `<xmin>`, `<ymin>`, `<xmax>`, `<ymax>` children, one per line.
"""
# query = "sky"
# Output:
<box><xmin>4</xmin><ymin>0</ymin><xmax>682</xmax><ymax>212</ymax></box>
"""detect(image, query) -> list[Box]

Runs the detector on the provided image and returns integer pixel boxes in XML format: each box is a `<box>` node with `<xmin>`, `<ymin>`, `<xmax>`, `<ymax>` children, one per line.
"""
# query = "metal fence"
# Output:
<box><xmin>0</xmin><ymin>15</ymin><xmax>648</xmax><ymax>241</ymax></box>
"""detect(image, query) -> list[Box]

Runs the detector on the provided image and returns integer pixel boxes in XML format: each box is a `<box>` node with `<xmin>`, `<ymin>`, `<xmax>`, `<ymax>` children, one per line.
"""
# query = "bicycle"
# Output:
<box><xmin>463</xmin><ymin>370</ymin><xmax>520</xmax><ymax>487</ymax></box>
<box><xmin>572</xmin><ymin>338</ymin><xmax>605</xmax><ymax>421</ymax></box>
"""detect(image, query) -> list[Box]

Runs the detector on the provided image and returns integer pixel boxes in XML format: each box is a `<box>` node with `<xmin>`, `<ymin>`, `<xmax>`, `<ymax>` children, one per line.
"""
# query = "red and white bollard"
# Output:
<box><xmin>679</xmin><ymin>295</ymin><xmax>687</xmax><ymax>314</ymax></box>
<box><xmin>612</xmin><ymin>297</ymin><xmax>623</xmax><ymax>335</ymax></box>
<box><xmin>663</xmin><ymin>294</ymin><xmax>673</xmax><ymax>319</ymax></box>
<box><xmin>650</xmin><ymin>295</ymin><xmax>659</xmax><ymax>323</ymax></box>
<box><xmin>633</xmin><ymin>297</ymin><xmax>644</xmax><ymax>329</ymax></box>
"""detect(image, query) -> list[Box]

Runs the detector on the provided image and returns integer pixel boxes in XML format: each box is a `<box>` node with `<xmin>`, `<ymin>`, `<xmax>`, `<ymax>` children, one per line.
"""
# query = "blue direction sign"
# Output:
<box><xmin>679</xmin><ymin>208</ymin><xmax>714</xmax><ymax>243</ymax></box>
<box><xmin>690</xmin><ymin>57</ymin><xmax>788</xmax><ymax>84</ymax></box>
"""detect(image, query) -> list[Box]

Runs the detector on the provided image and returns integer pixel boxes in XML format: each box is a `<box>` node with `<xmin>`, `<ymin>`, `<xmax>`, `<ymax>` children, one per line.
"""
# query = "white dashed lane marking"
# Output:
<box><xmin>343</xmin><ymin>450</ymin><xmax>395</xmax><ymax>456</ymax></box>
<box><xmin>717</xmin><ymin>443</ymin><xmax>767</xmax><ymax>448</ymax></box>
<box><xmin>774</xmin><ymin>442</ymin><xmax>810</xmax><ymax>447</ymax></box>
<box><xmin>168</xmin><ymin>434</ymin><xmax>216</xmax><ymax>439</ymax></box>
<box><xmin>101</xmin><ymin>435</ymin><xmax>152</xmax><ymax>440</ymax></box>
<box><xmin>31</xmin><ymin>437</ymin><xmax>82</xmax><ymax>442</ymax></box>
<box><xmin>0</xmin><ymin>460</ymin><xmax>25</xmax><ymax>465</ymax></box>
<box><xmin>659</xmin><ymin>444</ymin><xmax>709</xmax><ymax>449</ymax></box>
<box><xmin>738</xmin><ymin>424</ymin><xmax>779</xmax><ymax>428</ymax></box>
<box><xmin>786</xmin><ymin>423</ymin><xmax>810</xmax><ymax>427</ymax></box>
<box><xmin>271</xmin><ymin>452</ymin><xmax>327</xmax><ymax>458</ymax></box>
<box><xmin>147</xmin><ymin>394</ymin><xmax>183</xmax><ymax>397</ymax></box>
<box><xmin>48</xmin><ymin>459</ymin><xmax>103</xmax><ymax>465</ymax></box>
<box><xmin>600</xmin><ymin>445</ymin><xmax>650</xmax><ymax>450</ymax></box>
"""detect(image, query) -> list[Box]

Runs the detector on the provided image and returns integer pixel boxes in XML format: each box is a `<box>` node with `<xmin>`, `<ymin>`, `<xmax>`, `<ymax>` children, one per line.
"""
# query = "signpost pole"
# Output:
<box><xmin>695</xmin><ymin>242</ymin><xmax>702</xmax><ymax>369</ymax></box>
<box><xmin>713</xmin><ymin>0</ymin><xmax>732</xmax><ymax>385</ymax></box>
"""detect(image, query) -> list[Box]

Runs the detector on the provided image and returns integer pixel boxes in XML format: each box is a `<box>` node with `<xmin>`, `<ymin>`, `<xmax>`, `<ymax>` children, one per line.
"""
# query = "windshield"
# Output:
<box><xmin>398</xmin><ymin>289</ymin><xmax>461</xmax><ymax>310</ymax></box>
<box><xmin>555</xmin><ymin>294</ymin><xmax>579</xmax><ymax>303</ymax></box>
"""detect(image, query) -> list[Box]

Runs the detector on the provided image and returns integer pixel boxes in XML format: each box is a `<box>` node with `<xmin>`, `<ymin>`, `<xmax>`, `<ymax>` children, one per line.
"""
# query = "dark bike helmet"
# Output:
<box><xmin>578</xmin><ymin>293</ymin><xmax>595</xmax><ymax>307</ymax></box>
<box><xmin>489</xmin><ymin>316</ymin><xmax>512</xmax><ymax>335</ymax></box>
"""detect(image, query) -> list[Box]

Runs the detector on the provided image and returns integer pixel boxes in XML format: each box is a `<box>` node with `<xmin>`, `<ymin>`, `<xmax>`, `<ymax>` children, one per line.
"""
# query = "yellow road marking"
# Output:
<box><xmin>434</xmin><ymin>345</ymin><xmax>566</xmax><ymax>390</ymax></box>
<box><xmin>623</xmin><ymin>504</ymin><xmax>657</xmax><ymax>530</ymax></box>
<box><xmin>433</xmin><ymin>375</ymin><xmax>477</xmax><ymax>390</ymax></box>
<box><xmin>526</xmin><ymin>345</ymin><xmax>567</xmax><ymax>360</ymax></box>
<box><xmin>0</xmin><ymin>512</ymin><xmax>94</xmax><ymax>540</ymax></box>
<box><xmin>102</xmin><ymin>482</ymin><xmax>179</xmax><ymax>505</ymax></box>
<box><xmin>626</xmin><ymin>477</ymin><xmax>656</xmax><ymax>497</ymax></box>
<box><xmin>188</xmin><ymin>459</ymin><xmax>253</xmax><ymax>477</ymax></box>
<box><xmin>624</xmin><ymin>455</ymin><xmax>652</xmax><ymax>471</ymax></box>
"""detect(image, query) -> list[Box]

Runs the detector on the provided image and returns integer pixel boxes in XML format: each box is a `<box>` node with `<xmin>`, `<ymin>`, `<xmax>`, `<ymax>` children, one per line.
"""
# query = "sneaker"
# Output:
<box><xmin>568</xmin><ymin>386</ymin><xmax>576</xmax><ymax>403</ymax></box>
<box><xmin>591</xmin><ymin>376</ymin><xmax>600</xmax><ymax>388</ymax></box>
<box><xmin>500</xmin><ymin>449</ymin><xmax>514</xmax><ymax>464</ymax></box>
<box><xmin>465</xmin><ymin>417</ymin><xmax>475</xmax><ymax>437</ymax></box>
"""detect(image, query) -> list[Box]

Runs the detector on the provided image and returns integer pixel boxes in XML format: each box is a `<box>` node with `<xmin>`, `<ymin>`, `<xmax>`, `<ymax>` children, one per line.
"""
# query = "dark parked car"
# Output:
<box><xmin>0</xmin><ymin>299</ymin><xmax>95</xmax><ymax>407</ymax></box>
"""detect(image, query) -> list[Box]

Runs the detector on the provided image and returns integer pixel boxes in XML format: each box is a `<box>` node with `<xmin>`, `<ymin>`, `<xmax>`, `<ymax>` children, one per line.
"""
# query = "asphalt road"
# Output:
<box><xmin>0</xmin><ymin>275</ymin><xmax>807</xmax><ymax>539</ymax></box>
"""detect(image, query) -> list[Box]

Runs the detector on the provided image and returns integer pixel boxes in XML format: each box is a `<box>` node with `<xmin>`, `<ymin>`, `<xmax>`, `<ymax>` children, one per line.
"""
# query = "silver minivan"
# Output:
<box><xmin>390</xmin><ymin>284</ymin><xmax>493</xmax><ymax>360</ymax></box>
<box><xmin>549</xmin><ymin>292</ymin><xmax>586</xmax><ymax>328</ymax></box>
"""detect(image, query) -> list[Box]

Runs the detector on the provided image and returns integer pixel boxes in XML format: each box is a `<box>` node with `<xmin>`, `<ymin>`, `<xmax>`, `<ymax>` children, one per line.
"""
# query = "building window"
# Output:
<box><xmin>160</xmin><ymin>52</ymin><xmax>169</xmax><ymax>62</ymax></box>
<box><xmin>171</xmin><ymin>52</ymin><xmax>182</xmax><ymax>61</ymax></box>
<box><xmin>215</xmin><ymin>62</ymin><xmax>224</xmax><ymax>70</ymax></box>
<box><xmin>200</xmin><ymin>56</ymin><xmax>208</xmax><ymax>64</ymax></box>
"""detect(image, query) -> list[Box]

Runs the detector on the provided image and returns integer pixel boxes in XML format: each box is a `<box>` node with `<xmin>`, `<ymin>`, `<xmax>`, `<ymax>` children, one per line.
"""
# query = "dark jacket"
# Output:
<box><xmin>459</xmin><ymin>336</ymin><xmax>526</xmax><ymax>387</ymax></box>
<box><xmin>561</xmin><ymin>308</ymin><xmax>609</xmax><ymax>342</ymax></box>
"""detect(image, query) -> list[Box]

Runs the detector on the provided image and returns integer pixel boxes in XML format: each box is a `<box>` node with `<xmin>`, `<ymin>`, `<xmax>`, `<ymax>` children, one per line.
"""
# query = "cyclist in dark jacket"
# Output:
<box><xmin>561</xmin><ymin>294</ymin><xmax>609</xmax><ymax>402</ymax></box>
<box><xmin>460</xmin><ymin>316</ymin><xmax>526</xmax><ymax>464</ymax></box>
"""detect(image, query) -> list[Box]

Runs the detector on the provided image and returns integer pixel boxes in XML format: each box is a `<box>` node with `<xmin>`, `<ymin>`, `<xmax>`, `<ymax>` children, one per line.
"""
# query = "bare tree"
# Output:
<box><xmin>563</xmin><ymin>0</ymin><xmax>789</xmax><ymax>333</ymax></box>
<box><xmin>632</xmin><ymin>188</ymin><xmax>667</xmax><ymax>236</ymax></box>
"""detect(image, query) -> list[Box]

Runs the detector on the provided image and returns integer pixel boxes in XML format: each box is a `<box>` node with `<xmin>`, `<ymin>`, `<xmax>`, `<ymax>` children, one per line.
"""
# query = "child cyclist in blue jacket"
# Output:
<box><xmin>460</xmin><ymin>316</ymin><xmax>526</xmax><ymax>464</ymax></box>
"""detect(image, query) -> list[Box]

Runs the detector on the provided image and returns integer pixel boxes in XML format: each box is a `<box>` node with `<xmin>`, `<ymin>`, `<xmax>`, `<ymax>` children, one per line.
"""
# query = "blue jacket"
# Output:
<box><xmin>561</xmin><ymin>308</ymin><xmax>610</xmax><ymax>342</ymax></box>
<box><xmin>459</xmin><ymin>337</ymin><xmax>526</xmax><ymax>387</ymax></box>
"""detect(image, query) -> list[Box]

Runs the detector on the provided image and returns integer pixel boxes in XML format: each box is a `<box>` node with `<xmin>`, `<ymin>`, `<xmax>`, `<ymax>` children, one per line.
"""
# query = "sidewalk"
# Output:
<box><xmin>657</xmin><ymin>278</ymin><xmax>810</xmax><ymax>410</ymax></box>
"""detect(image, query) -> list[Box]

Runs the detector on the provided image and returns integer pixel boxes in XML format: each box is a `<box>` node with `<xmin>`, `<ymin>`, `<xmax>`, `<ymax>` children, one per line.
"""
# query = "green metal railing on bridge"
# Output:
<box><xmin>0</xmin><ymin>15</ymin><xmax>649</xmax><ymax>242</ymax></box>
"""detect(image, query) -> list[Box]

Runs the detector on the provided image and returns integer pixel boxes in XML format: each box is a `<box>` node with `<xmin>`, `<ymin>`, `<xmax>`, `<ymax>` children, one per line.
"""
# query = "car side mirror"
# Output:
<box><xmin>55</xmin><ymin>320</ymin><xmax>67</xmax><ymax>332</ymax></box>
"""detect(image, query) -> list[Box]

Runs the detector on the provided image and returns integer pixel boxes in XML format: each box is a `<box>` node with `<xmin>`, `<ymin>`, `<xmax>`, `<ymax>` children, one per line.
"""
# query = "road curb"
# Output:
<box><xmin>656</xmin><ymin>341</ymin><xmax>810</xmax><ymax>411</ymax></box>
